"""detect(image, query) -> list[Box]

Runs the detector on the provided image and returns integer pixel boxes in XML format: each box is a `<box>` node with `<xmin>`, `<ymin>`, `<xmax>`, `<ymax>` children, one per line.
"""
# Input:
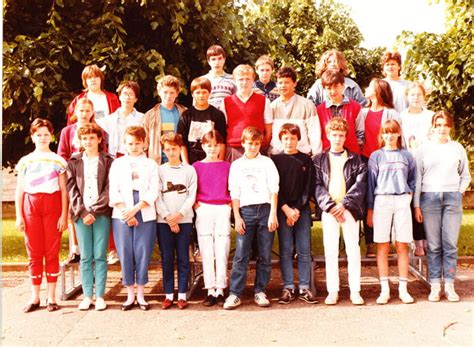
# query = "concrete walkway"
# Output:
<box><xmin>2</xmin><ymin>266</ymin><xmax>473</xmax><ymax>346</ymax></box>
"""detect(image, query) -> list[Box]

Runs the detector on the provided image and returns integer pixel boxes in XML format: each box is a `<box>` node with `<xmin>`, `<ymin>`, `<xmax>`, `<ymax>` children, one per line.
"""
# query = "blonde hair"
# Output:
<box><xmin>81</xmin><ymin>64</ymin><xmax>105</xmax><ymax>90</ymax></box>
<box><xmin>233</xmin><ymin>64</ymin><xmax>255</xmax><ymax>79</ymax></box>
<box><xmin>157</xmin><ymin>75</ymin><xmax>181</xmax><ymax>93</ymax></box>
<box><xmin>70</xmin><ymin>98</ymin><xmax>95</xmax><ymax>124</ymax></box>
<box><xmin>255</xmin><ymin>55</ymin><xmax>274</xmax><ymax>70</ymax></box>
<box><xmin>315</xmin><ymin>50</ymin><xmax>349</xmax><ymax>77</ymax></box>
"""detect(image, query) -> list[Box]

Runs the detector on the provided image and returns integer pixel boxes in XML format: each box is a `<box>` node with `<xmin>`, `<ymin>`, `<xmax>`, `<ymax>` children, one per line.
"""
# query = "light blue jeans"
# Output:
<box><xmin>277</xmin><ymin>206</ymin><xmax>312</xmax><ymax>290</ymax></box>
<box><xmin>420</xmin><ymin>192</ymin><xmax>463</xmax><ymax>283</ymax></box>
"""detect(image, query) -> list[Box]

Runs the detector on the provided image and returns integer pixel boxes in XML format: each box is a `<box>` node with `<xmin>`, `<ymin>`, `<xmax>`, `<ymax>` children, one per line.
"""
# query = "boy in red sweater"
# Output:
<box><xmin>316</xmin><ymin>69</ymin><xmax>364</xmax><ymax>154</ymax></box>
<box><xmin>223</xmin><ymin>64</ymin><xmax>273</xmax><ymax>162</ymax></box>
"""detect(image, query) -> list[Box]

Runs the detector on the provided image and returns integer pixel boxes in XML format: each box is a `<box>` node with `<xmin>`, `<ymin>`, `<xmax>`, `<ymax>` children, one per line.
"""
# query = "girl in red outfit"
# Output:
<box><xmin>15</xmin><ymin>118</ymin><xmax>68</xmax><ymax>313</ymax></box>
<box><xmin>360</xmin><ymin>78</ymin><xmax>400</xmax><ymax>257</ymax></box>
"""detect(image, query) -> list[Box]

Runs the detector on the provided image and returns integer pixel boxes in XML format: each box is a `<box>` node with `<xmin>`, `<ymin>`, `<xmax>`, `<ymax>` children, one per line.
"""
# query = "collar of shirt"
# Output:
<box><xmin>242</xmin><ymin>153</ymin><xmax>261</xmax><ymax>160</ymax></box>
<box><xmin>236</xmin><ymin>90</ymin><xmax>254</xmax><ymax>103</ymax></box>
<box><xmin>254</xmin><ymin>80</ymin><xmax>276</xmax><ymax>92</ymax></box>
<box><xmin>325</xmin><ymin>95</ymin><xmax>350</xmax><ymax>108</ymax></box>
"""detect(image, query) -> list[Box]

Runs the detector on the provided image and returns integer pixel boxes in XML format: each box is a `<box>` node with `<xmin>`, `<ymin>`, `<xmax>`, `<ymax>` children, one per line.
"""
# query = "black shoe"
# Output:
<box><xmin>121</xmin><ymin>302</ymin><xmax>135</xmax><ymax>311</ymax></box>
<box><xmin>203</xmin><ymin>295</ymin><xmax>217</xmax><ymax>307</ymax></box>
<box><xmin>299</xmin><ymin>289</ymin><xmax>318</xmax><ymax>304</ymax></box>
<box><xmin>215</xmin><ymin>294</ymin><xmax>225</xmax><ymax>307</ymax></box>
<box><xmin>46</xmin><ymin>301</ymin><xmax>60</xmax><ymax>312</ymax></box>
<box><xmin>138</xmin><ymin>302</ymin><xmax>150</xmax><ymax>311</ymax></box>
<box><xmin>65</xmin><ymin>253</ymin><xmax>80</xmax><ymax>264</ymax></box>
<box><xmin>23</xmin><ymin>302</ymin><xmax>40</xmax><ymax>313</ymax></box>
<box><xmin>278</xmin><ymin>288</ymin><xmax>296</xmax><ymax>304</ymax></box>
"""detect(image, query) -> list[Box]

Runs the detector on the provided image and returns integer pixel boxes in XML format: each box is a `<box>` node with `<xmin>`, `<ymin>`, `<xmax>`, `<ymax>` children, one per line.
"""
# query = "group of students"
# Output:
<box><xmin>15</xmin><ymin>45</ymin><xmax>471</xmax><ymax>313</ymax></box>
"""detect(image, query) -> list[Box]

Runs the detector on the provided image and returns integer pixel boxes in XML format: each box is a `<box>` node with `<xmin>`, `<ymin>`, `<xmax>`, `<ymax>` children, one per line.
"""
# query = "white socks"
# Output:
<box><xmin>178</xmin><ymin>293</ymin><xmax>186</xmax><ymax>301</ymax></box>
<box><xmin>207</xmin><ymin>288</ymin><xmax>216</xmax><ymax>297</ymax></box>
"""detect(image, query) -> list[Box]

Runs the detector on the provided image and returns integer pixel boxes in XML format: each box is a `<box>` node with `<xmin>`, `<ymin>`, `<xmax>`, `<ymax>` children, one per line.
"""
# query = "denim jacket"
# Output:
<box><xmin>67</xmin><ymin>152</ymin><xmax>114</xmax><ymax>222</ymax></box>
<box><xmin>313</xmin><ymin>149</ymin><xmax>367</xmax><ymax>221</ymax></box>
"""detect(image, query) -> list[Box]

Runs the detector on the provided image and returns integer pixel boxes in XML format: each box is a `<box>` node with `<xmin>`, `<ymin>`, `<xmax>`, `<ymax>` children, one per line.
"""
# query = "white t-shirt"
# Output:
<box><xmin>400</xmin><ymin>108</ymin><xmax>434</xmax><ymax>153</ymax></box>
<box><xmin>87</xmin><ymin>92</ymin><xmax>109</xmax><ymax>120</ymax></box>
<box><xmin>16</xmin><ymin>151</ymin><xmax>67</xmax><ymax>194</ymax></box>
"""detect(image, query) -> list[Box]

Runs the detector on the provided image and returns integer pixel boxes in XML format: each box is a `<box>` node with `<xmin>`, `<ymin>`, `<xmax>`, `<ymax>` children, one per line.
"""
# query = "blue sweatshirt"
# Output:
<box><xmin>367</xmin><ymin>148</ymin><xmax>416</xmax><ymax>209</ymax></box>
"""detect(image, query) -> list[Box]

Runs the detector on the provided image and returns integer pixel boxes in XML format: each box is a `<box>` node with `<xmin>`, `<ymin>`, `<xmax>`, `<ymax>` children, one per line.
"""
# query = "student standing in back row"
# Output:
<box><xmin>253</xmin><ymin>55</ymin><xmax>279</xmax><ymax>102</ymax></box>
<box><xmin>269</xmin><ymin>66</ymin><xmax>321</xmax><ymax>156</ymax></box>
<box><xmin>223</xmin><ymin>64</ymin><xmax>273</xmax><ymax>162</ymax></box>
<box><xmin>201</xmin><ymin>44</ymin><xmax>236</xmax><ymax>111</ymax></box>
<box><xmin>178</xmin><ymin>77</ymin><xmax>227</xmax><ymax>165</ymax></box>
<box><xmin>144</xmin><ymin>75</ymin><xmax>187</xmax><ymax>164</ymax></box>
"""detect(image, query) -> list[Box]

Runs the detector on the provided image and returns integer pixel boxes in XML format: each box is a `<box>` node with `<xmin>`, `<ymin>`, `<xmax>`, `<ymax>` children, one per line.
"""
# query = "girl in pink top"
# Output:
<box><xmin>192</xmin><ymin>130</ymin><xmax>231</xmax><ymax>307</ymax></box>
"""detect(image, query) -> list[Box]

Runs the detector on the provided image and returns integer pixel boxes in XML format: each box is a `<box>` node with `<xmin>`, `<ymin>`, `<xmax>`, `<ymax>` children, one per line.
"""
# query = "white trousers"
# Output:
<box><xmin>322</xmin><ymin>210</ymin><xmax>361</xmax><ymax>293</ymax></box>
<box><xmin>195</xmin><ymin>203</ymin><xmax>231</xmax><ymax>289</ymax></box>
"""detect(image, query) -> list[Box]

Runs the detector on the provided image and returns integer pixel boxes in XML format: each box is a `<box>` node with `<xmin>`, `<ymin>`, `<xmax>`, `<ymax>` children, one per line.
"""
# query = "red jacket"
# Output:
<box><xmin>58</xmin><ymin>124</ymin><xmax>107</xmax><ymax>161</ymax></box>
<box><xmin>316</xmin><ymin>98</ymin><xmax>363</xmax><ymax>154</ymax></box>
<box><xmin>66</xmin><ymin>90</ymin><xmax>120</xmax><ymax>125</ymax></box>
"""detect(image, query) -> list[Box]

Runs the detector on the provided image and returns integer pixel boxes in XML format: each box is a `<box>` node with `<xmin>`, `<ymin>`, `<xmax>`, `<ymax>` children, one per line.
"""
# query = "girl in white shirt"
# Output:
<box><xmin>109</xmin><ymin>126</ymin><xmax>159</xmax><ymax>311</ymax></box>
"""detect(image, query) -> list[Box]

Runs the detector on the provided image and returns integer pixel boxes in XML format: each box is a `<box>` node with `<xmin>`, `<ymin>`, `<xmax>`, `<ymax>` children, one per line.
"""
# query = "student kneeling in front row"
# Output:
<box><xmin>313</xmin><ymin>118</ymin><xmax>367</xmax><ymax>305</ymax></box>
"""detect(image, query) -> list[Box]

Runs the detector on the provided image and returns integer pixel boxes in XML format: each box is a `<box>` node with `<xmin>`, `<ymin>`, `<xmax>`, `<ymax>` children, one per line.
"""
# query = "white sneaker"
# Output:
<box><xmin>223</xmin><ymin>294</ymin><xmax>241</xmax><ymax>310</ymax></box>
<box><xmin>350</xmin><ymin>292</ymin><xmax>364</xmax><ymax>305</ymax></box>
<box><xmin>444</xmin><ymin>283</ymin><xmax>460</xmax><ymax>302</ymax></box>
<box><xmin>95</xmin><ymin>297</ymin><xmax>107</xmax><ymax>311</ymax></box>
<box><xmin>107</xmin><ymin>251</ymin><xmax>120</xmax><ymax>265</ymax></box>
<box><xmin>428</xmin><ymin>283</ymin><xmax>441</xmax><ymax>302</ymax></box>
<box><xmin>254</xmin><ymin>292</ymin><xmax>270</xmax><ymax>307</ymax></box>
<box><xmin>324</xmin><ymin>292</ymin><xmax>338</xmax><ymax>305</ymax></box>
<box><xmin>376</xmin><ymin>292</ymin><xmax>390</xmax><ymax>305</ymax></box>
<box><xmin>78</xmin><ymin>297</ymin><xmax>92</xmax><ymax>310</ymax></box>
<box><xmin>399</xmin><ymin>291</ymin><xmax>414</xmax><ymax>304</ymax></box>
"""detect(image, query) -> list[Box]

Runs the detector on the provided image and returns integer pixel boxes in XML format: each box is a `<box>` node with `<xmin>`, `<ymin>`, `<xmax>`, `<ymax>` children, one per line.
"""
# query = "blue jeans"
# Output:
<box><xmin>112</xmin><ymin>191</ymin><xmax>157</xmax><ymax>286</ymax></box>
<box><xmin>420</xmin><ymin>192</ymin><xmax>463</xmax><ymax>283</ymax></box>
<box><xmin>157</xmin><ymin>223</ymin><xmax>192</xmax><ymax>294</ymax></box>
<box><xmin>229</xmin><ymin>203</ymin><xmax>275</xmax><ymax>297</ymax></box>
<box><xmin>277</xmin><ymin>206</ymin><xmax>312</xmax><ymax>290</ymax></box>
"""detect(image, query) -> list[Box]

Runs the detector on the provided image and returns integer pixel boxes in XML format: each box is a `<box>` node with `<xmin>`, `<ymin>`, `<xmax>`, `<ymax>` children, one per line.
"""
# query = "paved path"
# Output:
<box><xmin>2</xmin><ymin>266</ymin><xmax>473</xmax><ymax>346</ymax></box>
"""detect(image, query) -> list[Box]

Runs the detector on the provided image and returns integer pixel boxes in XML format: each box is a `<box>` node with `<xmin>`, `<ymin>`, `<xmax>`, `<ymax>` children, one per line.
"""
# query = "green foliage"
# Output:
<box><xmin>2</xmin><ymin>0</ymin><xmax>383</xmax><ymax>167</ymax></box>
<box><xmin>397</xmin><ymin>0</ymin><xmax>473</xmax><ymax>147</ymax></box>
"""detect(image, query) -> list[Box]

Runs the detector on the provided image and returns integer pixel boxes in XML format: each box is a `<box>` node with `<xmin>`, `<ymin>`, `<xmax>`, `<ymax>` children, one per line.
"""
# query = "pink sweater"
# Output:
<box><xmin>193</xmin><ymin>161</ymin><xmax>231</xmax><ymax>205</ymax></box>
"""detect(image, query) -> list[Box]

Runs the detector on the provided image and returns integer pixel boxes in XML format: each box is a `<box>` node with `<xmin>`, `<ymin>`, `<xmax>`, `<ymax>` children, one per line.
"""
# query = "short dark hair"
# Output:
<box><xmin>278</xmin><ymin>123</ymin><xmax>301</xmax><ymax>140</ymax></box>
<box><xmin>381</xmin><ymin>51</ymin><xmax>402</xmax><ymax>76</ymax></box>
<box><xmin>276</xmin><ymin>66</ymin><xmax>297</xmax><ymax>82</ymax></box>
<box><xmin>201</xmin><ymin>129</ymin><xmax>224</xmax><ymax>145</ymax></box>
<box><xmin>321</xmin><ymin>69</ymin><xmax>345</xmax><ymax>87</ymax></box>
<box><xmin>206</xmin><ymin>44</ymin><xmax>226</xmax><ymax>60</ymax></box>
<box><xmin>30</xmin><ymin>118</ymin><xmax>53</xmax><ymax>135</ymax></box>
<box><xmin>117</xmin><ymin>81</ymin><xmax>140</xmax><ymax>99</ymax></box>
<box><xmin>190</xmin><ymin>77</ymin><xmax>212</xmax><ymax>93</ymax></box>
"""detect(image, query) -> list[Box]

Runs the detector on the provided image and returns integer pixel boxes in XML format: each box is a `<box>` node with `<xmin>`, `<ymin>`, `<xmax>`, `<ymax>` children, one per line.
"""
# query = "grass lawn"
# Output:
<box><xmin>2</xmin><ymin>211</ymin><xmax>474</xmax><ymax>262</ymax></box>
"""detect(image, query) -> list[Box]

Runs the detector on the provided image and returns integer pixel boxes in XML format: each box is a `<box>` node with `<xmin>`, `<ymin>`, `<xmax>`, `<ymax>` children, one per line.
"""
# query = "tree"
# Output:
<box><xmin>397</xmin><ymin>0</ymin><xmax>473</xmax><ymax>147</ymax></box>
<box><xmin>2</xmin><ymin>0</ymin><xmax>251</xmax><ymax>167</ymax></box>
